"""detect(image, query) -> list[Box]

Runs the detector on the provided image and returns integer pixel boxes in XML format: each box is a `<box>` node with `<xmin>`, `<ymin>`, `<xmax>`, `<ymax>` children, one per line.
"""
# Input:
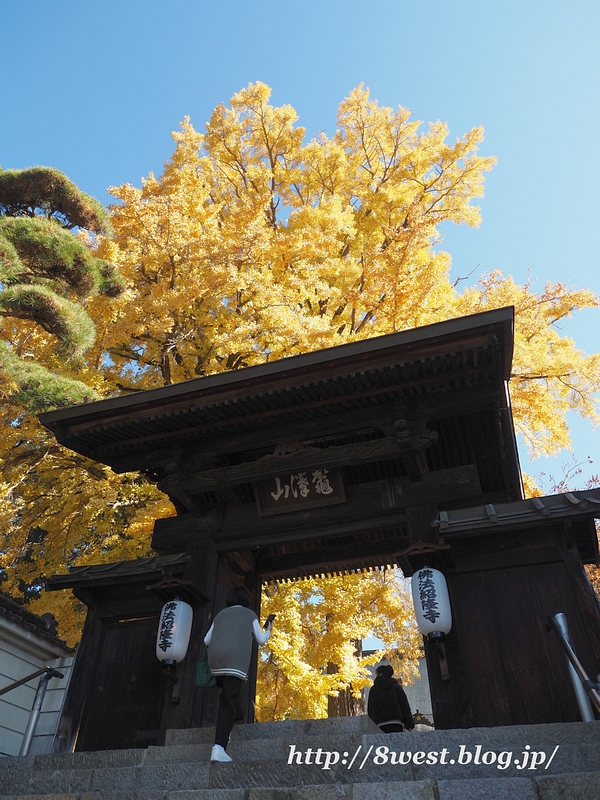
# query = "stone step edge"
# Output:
<box><xmin>2</xmin><ymin>734</ymin><xmax>599</xmax><ymax>774</ymax></box>
<box><xmin>2</xmin><ymin>732</ymin><xmax>600</xmax><ymax>775</ymax></box>
<box><xmin>0</xmin><ymin>770</ymin><xmax>598</xmax><ymax>800</ymax></box>
<box><xmin>0</xmin><ymin>749</ymin><xmax>598</xmax><ymax>794</ymax></box>
<box><xmin>165</xmin><ymin>718</ymin><xmax>600</xmax><ymax>745</ymax></box>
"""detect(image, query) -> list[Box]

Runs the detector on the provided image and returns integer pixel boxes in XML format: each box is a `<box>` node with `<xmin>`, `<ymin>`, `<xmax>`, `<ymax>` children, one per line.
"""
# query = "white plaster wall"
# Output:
<box><xmin>402</xmin><ymin>656</ymin><xmax>433</xmax><ymax>721</ymax></box>
<box><xmin>0</xmin><ymin>615</ymin><xmax>73</xmax><ymax>757</ymax></box>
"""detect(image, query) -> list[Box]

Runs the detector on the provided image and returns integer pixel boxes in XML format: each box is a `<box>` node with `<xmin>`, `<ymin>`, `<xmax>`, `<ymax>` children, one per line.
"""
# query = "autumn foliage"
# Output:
<box><xmin>1</xmin><ymin>84</ymin><xmax>599</xmax><ymax>714</ymax></box>
<box><xmin>91</xmin><ymin>83</ymin><xmax>494</xmax><ymax>385</ymax></box>
<box><xmin>256</xmin><ymin>573</ymin><xmax>421</xmax><ymax>721</ymax></box>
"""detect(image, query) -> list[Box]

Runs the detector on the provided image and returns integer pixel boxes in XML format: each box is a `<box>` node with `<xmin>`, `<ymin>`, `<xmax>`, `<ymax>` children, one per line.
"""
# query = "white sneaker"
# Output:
<box><xmin>210</xmin><ymin>744</ymin><xmax>232</xmax><ymax>763</ymax></box>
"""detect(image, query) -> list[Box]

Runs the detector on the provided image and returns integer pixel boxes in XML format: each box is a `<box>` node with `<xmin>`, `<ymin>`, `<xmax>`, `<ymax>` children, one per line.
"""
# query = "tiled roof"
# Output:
<box><xmin>434</xmin><ymin>488</ymin><xmax>600</xmax><ymax>535</ymax></box>
<box><xmin>433</xmin><ymin>488</ymin><xmax>600</xmax><ymax>564</ymax></box>
<box><xmin>47</xmin><ymin>553</ymin><xmax>190</xmax><ymax>590</ymax></box>
<box><xmin>0</xmin><ymin>593</ymin><xmax>71</xmax><ymax>651</ymax></box>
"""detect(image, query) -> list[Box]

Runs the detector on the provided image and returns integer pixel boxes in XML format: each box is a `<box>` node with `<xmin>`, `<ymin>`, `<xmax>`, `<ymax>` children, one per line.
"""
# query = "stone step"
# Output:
<box><xmin>147</xmin><ymin>734</ymin><xmax>362</xmax><ymax>765</ymax></box>
<box><xmin>0</xmin><ymin>739</ymin><xmax>598</xmax><ymax>796</ymax></box>
<box><xmin>0</xmin><ymin>719</ymin><xmax>598</xmax><ymax>799</ymax></box>
<box><xmin>0</xmin><ymin>749</ymin><xmax>144</xmax><ymax>774</ymax></box>
<box><xmin>165</xmin><ymin>715</ymin><xmax>366</xmax><ymax>745</ymax></box>
<box><xmin>151</xmin><ymin>733</ymin><xmax>600</xmax><ymax>778</ymax></box>
<box><xmin>1</xmin><ymin>722</ymin><xmax>599</xmax><ymax>775</ymax></box>
<box><xmin>165</xmin><ymin>717</ymin><xmax>600</xmax><ymax>747</ymax></box>
<box><xmin>0</xmin><ymin>771</ymin><xmax>599</xmax><ymax>799</ymax></box>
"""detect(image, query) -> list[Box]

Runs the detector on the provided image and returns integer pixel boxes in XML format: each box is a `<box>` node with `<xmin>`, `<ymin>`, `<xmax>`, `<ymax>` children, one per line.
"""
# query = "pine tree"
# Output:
<box><xmin>0</xmin><ymin>166</ymin><xmax>122</xmax><ymax>412</ymax></box>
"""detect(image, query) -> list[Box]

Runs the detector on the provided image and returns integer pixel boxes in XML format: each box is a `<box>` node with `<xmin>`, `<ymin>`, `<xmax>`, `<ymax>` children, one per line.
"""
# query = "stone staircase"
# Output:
<box><xmin>1</xmin><ymin>716</ymin><xmax>599</xmax><ymax>800</ymax></box>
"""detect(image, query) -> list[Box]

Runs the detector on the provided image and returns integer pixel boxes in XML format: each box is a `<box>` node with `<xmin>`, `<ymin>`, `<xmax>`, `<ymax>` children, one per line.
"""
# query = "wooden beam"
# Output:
<box><xmin>409</xmin><ymin>388</ymin><xmax>500</xmax><ymax>422</ymax></box>
<box><xmin>257</xmin><ymin>535</ymin><xmax>409</xmax><ymax>579</ymax></box>
<box><xmin>158</xmin><ymin>471</ymin><xmax>210</xmax><ymax>516</ymax></box>
<box><xmin>99</xmin><ymin>390</ymin><xmax>501</xmax><ymax>476</ymax></box>
<box><xmin>89</xmin><ymin>361</ymin><xmax>496</xmax><ymax>459</ymax></box>
<box><xmin>153</xmin><ymin>465</ymin><xmax>481</xmax><ymax>553</ymax></box>
<box><xmin>153</xmin><ymin>491</ymin><xmax>410</xmax><ymax>553</ymax></box>
<box><xmin>184</xmin><ymin>437</ymin><xmax>406</xmax><ymax>491</ymax></box>
<box><xmin>188</xmin><ymin>406</ymin><xmax>396</xmax><ymax>461</ymax></box>
<box><xmin>407</xmin><ymin>504</ymin><xmax>440</xmax><ymax>545</ymax></box>
<box><xmin>105</xmin><ymin>409</ymin><xmax>398</xmax><ymax>473</ymax></box>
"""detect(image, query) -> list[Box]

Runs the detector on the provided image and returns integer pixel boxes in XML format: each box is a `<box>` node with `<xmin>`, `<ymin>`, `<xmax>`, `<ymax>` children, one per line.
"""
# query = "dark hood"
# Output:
<box><xmin>373</xmin><ymin>675</ymin><xmax>398</xmax><ymax>690</ymax></box>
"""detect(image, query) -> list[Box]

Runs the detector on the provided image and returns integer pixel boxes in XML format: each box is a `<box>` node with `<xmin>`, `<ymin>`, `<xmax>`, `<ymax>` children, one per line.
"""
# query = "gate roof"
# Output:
<box><xmin>40</xmin><ymin>307</ymin><xmax>515</xmax><ymax>474</ymax></box>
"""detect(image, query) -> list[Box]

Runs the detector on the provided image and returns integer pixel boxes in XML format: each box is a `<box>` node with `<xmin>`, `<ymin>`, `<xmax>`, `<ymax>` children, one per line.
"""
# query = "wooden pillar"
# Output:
<box><xmin>52</xmin><ymin>603</ymin><xmax>103</xmax><ymax>753</ymax></box>
<box><xmin>158</xmin><ymin>540</ymin><xmax>218</xmax><ymax>741</ymax></box>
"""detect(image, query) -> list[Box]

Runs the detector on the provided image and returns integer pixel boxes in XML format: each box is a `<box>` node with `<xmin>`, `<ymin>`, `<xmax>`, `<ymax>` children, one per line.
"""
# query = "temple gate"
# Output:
<box><xmin>41</xmin><ymin>307</ymin><xmax>600</xmax><ymax>750</ymax></box>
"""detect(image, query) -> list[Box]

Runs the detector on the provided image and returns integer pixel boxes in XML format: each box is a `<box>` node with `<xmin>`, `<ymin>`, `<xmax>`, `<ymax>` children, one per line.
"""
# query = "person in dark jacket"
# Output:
<box><xmin>203</xmin><ymin>586</ymin><xmax>273</xmax><ymax>762</ymax></box>
<box><xmin>367</xmin><ymin>664</ymin><xmax>415</xmax><ymax>733</ymax></box>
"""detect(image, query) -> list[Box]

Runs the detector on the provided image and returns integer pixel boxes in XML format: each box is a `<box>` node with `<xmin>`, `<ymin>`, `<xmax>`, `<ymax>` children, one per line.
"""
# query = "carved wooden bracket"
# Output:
<box><xmin>157</xmin><ymin>469</ymin><xmax>208</xmax><ymax>518</ymax></box>
<box><xmin>393</xmin><ymin>540</ymin><xmax>451</xmax><ymax>559</ymax></box>
<box><xmin>184</xmin><ymin>437</ymin><xmax>406</xmax><ymax>493</ymax></box>
<box><xmin>392</xmin><ymin>412</ymin><xmax>439</xmax><ymax>453</ymax></box>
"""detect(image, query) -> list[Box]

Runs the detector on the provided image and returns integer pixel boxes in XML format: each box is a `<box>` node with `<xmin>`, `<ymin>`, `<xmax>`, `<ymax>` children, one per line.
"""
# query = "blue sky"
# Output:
<box><xmin>2</xmin><ymin>0</ymin><xmax>599</xmax><ymax>485</ymax></box>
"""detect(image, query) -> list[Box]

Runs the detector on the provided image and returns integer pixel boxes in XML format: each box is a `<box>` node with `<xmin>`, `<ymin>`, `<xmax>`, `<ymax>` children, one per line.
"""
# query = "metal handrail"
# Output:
<box><xmin>546</xmin><ymin>613</ymin><xmax>600</xmax><ymax>717</ymax></box>
<box><xmin>0</xmin><ymin>666</ymin><xmax>64</xmax><ymax>755</ymax></box>
<box><xmin>0</xmin><ymin>666</ymin><xmax>62</xmax><ymax>697</ymax></box>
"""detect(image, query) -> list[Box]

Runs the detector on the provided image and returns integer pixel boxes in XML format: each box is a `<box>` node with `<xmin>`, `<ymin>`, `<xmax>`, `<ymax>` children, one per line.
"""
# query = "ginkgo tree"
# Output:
<box><xmin>256</xmin><ymin>572</ymin><xmax>421</xmax><ymax>721</ymax></box>
<box><xmin>1</xmin><ymin>84</ymin><xmax>599</xmax><ymax>715</ymax></box>
<box><xmin>90</xmin><ymin>82</ymin><xmax>494</xmax><ymax>385</ymax></box>
<box><xmin>91</xmin><ymin>83</ymin><xmax>600</xmax><ymax>453</ymax></box>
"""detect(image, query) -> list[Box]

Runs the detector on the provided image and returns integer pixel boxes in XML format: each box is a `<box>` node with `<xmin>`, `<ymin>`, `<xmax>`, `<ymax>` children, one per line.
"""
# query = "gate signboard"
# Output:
<box><xmin>254</xmin><ymin>467</ymin><xmax>346</xmax><ymax>516</ymax></box>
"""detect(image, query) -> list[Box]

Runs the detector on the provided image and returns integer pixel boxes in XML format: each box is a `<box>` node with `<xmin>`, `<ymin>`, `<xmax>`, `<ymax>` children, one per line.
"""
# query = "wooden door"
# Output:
<box><xmin>434</xmin><ymin>561</ymin><xmax>598</xmax><ymax>727</ymax></box>
<box><xmin>76</xmin><ymin>617</ymin><xmax>166</xmax><ymax>750</ymax></box>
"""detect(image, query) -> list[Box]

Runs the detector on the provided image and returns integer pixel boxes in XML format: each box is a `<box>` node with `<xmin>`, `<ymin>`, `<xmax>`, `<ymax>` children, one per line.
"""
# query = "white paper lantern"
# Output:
<box><xmin>156</xmin><ymin>600</ymin><xmax>193</xmax><ymax>663</ymax></box>
<box><xmin>411</xmin><ymin>567</ymin><xmax>452</xmax><ymax>638</ymax></box>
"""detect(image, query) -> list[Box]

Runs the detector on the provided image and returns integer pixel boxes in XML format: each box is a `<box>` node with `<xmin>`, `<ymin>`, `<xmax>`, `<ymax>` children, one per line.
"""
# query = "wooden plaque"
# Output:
<box><xmin>255</xmin><ymin>467</ymin><xmax>346</xmax><ymax>516</ymax></box>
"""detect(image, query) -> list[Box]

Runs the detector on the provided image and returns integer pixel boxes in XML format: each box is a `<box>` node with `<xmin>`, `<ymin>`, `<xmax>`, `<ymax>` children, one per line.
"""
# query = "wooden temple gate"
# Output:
<box><xmin>41</xmin><ymin>308</ymin><xmax>600</xmax><ymax>751</ymax></box>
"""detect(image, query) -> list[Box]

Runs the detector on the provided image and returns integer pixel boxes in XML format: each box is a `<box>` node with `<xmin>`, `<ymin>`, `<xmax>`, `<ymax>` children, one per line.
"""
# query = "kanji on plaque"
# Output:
<box><xmin>271</xmin><ymin>473</ymin><xmax>303</xmax><ymax>500</ymax></box>
<box><xmin>255</xmin><ymin>466</ymin><xmax>346</xmax><ymax>516</ymax></box>
<box><xmin>312</xmin><ymin>469</ymin><xmax>333</xmax><ymax>495</ymax></box>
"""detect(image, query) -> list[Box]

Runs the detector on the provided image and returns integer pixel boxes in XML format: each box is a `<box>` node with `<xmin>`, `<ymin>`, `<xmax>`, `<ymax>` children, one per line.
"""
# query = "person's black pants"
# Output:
<box><xmin>215</xmin><ymin>676</ymin><xmax>244</xmax><ymax>748</ymax></box>
<box><xmin>379</xmin><ymin>722</ymin><xmax>404</xmax><ymax>733</ymax></box>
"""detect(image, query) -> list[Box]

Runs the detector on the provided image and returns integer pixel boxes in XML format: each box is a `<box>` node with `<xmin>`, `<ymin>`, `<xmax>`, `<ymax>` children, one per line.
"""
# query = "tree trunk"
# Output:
<box><xmin>327</xmin><ymin>640</ymin><xmax>365</xmax><ymax>717</ymax></box>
